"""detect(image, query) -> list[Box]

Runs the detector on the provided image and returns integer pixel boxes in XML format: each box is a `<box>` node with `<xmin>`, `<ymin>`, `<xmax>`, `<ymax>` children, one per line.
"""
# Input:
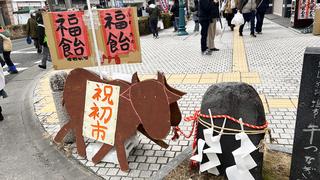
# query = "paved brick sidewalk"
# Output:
<box><xmin>33</xmin><ymin>19</ymin><xmax>320</xmax><ymax>179</ymax></box>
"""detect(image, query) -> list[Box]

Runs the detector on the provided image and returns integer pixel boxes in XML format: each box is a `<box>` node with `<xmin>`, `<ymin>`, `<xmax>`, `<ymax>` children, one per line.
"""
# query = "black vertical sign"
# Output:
<box><xmin>290</xmin><ymin>47</ymin><xmax>320</xmax><ymax>180</ymax></box>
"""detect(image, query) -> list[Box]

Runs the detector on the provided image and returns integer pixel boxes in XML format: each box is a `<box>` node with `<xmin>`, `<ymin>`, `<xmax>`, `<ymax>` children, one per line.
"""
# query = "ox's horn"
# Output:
<box><xmin>157</xmin><ymin>71</ymin><xmax>165</xmax><ymax>84</ymax></box>
<box><xmin>132</xmin><ymin>72</ymin><xmax>140</xmax><ymax>83</ymax></box>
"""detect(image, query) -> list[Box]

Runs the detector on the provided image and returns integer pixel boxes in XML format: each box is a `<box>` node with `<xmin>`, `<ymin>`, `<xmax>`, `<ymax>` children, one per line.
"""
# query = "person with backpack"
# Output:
<box><xmin>238</xmin><ymin>0</ymin><xmax>257</xmax><ymax>37</ymax></box>
<box><xmin>36</xmin><ymin>13</ymin><xmax>51</xmax><ymax>69</ymax></box>
<box><xmin>0</xmin><ymin>27</ymin><xmax>18</xmax><ymax>74</ymax></box>
<box><xmin>146</xmin><ymin>1</ymin><xmax>161</xmax><ymax>39</ymax></box>
<box><xmin>26</xmin><ymin>11</ymin><xmax>41</xmax><ymax>53</ymax></box>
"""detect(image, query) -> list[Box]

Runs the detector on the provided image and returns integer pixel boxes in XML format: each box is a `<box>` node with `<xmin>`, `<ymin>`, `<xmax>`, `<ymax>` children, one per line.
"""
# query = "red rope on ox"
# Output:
<box><xmin>171</xmin><ymin>110</ymin><xmax>269</xmax><ymax>170</ymax></box>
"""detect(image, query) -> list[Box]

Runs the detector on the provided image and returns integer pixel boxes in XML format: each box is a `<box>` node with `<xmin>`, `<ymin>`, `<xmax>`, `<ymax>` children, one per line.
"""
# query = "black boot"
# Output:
<box><xmin>0</xmin><ymin>106</ymin><xmax>4</xmax><ymax>121</ymax></box>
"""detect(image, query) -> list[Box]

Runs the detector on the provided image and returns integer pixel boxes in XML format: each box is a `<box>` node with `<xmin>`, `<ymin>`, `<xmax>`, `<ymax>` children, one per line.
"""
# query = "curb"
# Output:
<box><xmin>24</xmin><ymin>66</ymin><xmax>102</xmax><ymax>179</ymax></box>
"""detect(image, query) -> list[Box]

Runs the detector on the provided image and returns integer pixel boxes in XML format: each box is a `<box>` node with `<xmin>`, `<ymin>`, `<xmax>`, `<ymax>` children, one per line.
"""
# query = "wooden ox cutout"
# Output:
<box><xmin>53</xmin><ymin>68</ymin><xmax>185</xmax><ymax>171</ymax></box>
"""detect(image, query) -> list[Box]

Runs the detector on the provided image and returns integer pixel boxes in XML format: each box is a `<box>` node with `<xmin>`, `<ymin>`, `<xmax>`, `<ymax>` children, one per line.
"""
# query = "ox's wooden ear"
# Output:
<box><xmin>131</xmin><ymin>72</ymin><xmax>140</xmax><ymax>83</ymax></box>
<box><xmin>166</xmin><ymin>88</ymin><xmax>182</xmax><ymax>104</ymax></box>
<box><xmin>157</xmin><ymin>71</ymin><xmax>165</xmax><ymax>84</ymax></box>
<box><xmin>164</xmin><ymin>77</ymin><xmax>186</xmax><ymax>97</ymax></box>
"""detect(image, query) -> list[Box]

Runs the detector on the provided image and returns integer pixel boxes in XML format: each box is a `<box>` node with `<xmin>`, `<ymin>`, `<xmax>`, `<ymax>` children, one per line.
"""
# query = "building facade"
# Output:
<box><xmin>0</xmin><ymin>0</ymin><xmax>45</xmax><ymax>25</ymax></box>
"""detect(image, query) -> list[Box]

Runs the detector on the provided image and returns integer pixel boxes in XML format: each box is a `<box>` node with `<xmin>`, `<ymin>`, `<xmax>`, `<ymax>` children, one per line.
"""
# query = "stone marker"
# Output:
<box><xmin>198</xmin><ymin>82</ymin><xmax>266</xmax><ymax>180</ymax></box>
<box><xmin>290</xmin><ymin>47</ymin><xmax>320</xmax><ymax>180</ymax></box>
<box><xmin>50</xmin><ymin>71</ymin><xmax>75</xmax><ymax>143</ymax></box>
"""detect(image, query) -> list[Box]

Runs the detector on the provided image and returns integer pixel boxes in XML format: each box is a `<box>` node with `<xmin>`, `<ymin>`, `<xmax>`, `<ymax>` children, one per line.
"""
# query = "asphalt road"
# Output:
<box><xmin>4</xmin><ymin>38</ymin><xmax>43</xmax><ymax>82</ymax></box>
<box><xmin>0</xmin><ymin>39</ymin><xmax>100</xmax><ymax>179</ymax></box>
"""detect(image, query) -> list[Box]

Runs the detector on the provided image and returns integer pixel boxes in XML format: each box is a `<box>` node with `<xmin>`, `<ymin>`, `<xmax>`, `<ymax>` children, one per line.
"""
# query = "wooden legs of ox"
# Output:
<box><xmin>54</xmin><ymin>123</ymin><xmax>86</xmax><ymax>157</ymax></box>
<box><xmin>92</xmin><ymin>140</ymin><xmax>129</xmax><ymax>171</ymax></box>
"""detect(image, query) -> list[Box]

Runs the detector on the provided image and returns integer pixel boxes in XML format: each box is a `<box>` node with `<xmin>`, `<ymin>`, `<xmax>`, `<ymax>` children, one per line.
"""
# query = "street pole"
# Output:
<box><xmin>178</xmin><ymin>0</ymin><xmax>188</xmax><ymax>36</ymax></box>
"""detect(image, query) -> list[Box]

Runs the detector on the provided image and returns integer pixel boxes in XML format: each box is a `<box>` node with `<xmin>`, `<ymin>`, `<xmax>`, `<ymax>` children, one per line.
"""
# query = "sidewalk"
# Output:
<box><xmin>33</xmin><ymin>19</ymin><xmax>320</xmax><ymax>179</ymax></box>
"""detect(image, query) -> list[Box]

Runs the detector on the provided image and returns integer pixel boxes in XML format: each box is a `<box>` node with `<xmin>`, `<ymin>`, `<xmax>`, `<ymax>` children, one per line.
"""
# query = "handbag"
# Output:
<box><xmin>26</xmin><ymin>36</ymin><xmax>32</xmax><ymax>44</ymax></box>
<box><xmin>3</xmin><ymin>38</ymin><xmax>12</xmax><ymax>52</ymax></box>
<box><xmin>157</xmin><ymin>19</ymin><xmax>164</xmax><ymax>29</ymax></box>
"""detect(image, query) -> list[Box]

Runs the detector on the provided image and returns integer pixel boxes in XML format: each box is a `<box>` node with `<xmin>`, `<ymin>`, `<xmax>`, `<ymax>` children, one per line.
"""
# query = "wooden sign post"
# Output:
<box><xmin>290</xmin><ymin>47</ymin><xmax>320</xmax><ymax>180</ymax></box>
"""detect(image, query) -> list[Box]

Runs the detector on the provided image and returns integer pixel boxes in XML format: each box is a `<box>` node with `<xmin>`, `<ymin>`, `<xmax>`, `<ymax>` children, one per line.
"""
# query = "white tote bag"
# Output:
<box><xmin>157</xmin><ymin>19</ymin><xmax>164</xmax><ymax>29</ymax></box>
<box><xmin>0</xmin><ymin>66</ymin><xmax>5</xmax><ymax>91</ymax></box>
<box><xmin>231</xmin><ymin>12</ymin><xmax>244</xmax><ymax>26</ymax></box>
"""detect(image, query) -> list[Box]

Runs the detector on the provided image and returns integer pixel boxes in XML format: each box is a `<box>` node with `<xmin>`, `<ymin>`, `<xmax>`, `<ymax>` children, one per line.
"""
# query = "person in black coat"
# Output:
<box><xmin>255</xmin><ymin>0</ymin><xmax>269</xmax><ymax>34</ymax></box>
<box><xmin>36</xmin><ymin>12</ymin><xmax>51</xmax><ymax>69</ymax></box>
<box><xmin>170</xmin><ymin>0</ymin><xmax>180</xmax><ymax>32</ymax></box>
<box><xmin>198</xmin><ymin>0</ymin><xmax>219</xmax><ymax>55</ymax></box>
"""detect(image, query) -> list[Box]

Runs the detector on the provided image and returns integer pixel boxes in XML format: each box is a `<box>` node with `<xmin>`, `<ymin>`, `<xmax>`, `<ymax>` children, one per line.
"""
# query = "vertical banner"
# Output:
<box><xmin>98</xmin><ymin>8</ymin><xmax>136</xmax><ymax>64</ymax></box>
<box><xmin>159</xmin><ymin>0</ymin><xmax>169</xmax><ymax>12</ymax></box>
<box><xmin>83</xmin><ymin>80</ymin><xmax>120</xmax><ymax>145</ymax></box>
<box><xmin>298</xmin><ymin>0</ymin><xmax>317</xmax><ymax>19</ymax></box>
<box><xmin>51</xmin><ymin>11</ymin><xmax>91</xmax><ymax>60</ymax></box>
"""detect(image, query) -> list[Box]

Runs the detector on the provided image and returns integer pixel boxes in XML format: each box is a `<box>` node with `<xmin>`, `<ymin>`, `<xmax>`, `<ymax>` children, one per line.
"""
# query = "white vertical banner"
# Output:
<box><xmin>83</xmin><ymin>80</ymin><xmax>120</xmax><ymax>145</ymax></box>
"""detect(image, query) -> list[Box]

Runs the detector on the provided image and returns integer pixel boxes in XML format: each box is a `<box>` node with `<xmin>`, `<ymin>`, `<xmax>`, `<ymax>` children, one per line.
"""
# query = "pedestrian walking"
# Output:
<box><xmin>199</xmin><ymin>0</ymin><xmax>219</xmax><ymax>55</ymax></box>
<box><xmin>238</xmin><ymin>0</ymin><xmax>257</xmax><ymax>37</ymax></box>
<box><xmin>255</xmin><ymin>0</ymin><xmax>269</xmax><ymax>34</ymax></box>
<box><xmin>222</xmin><ymin>0</ymin><xmax>237</xmax><ymax>31</ymax></box>
<box><xmin>0</xmin><ymin>27</ymin><xmax>18</xmax><ymax>74</ymax></box>
<box><xmin>207</xmin><ymin>0</ymin><xmax>220</xmax><ymax>52</ymax></box>
<box><xmin>37</xmin><ymin>13</ymin><xmax>51</xmax><ymax>69</ymax></box>
<box><xmin>146</xmin><ymin>1</ymin><xmax>161</xmax><ymax>39</ymax></box>
<box><xmin>170</xmin><ymin>0</ymin><xmax>180</xmax><ymax>32</ymax></box>
<box><xmin>26</xmin><ymin>11</ymin><xmax>41</xmax><ymax>54</ymax></box>
<box><xmin>0</xmin><ymin>65</ymin><xmax>5</xmax><ymax>121</ymax></box>
<box><xmin>191</xmin><ymin>0</ymin><xmax>200</xmax><ymax>32</ymax></box>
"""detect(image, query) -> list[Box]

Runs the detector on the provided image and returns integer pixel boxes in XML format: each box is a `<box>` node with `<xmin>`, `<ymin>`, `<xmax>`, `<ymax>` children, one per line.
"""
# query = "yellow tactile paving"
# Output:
<box><xmin>39</xmin><ymin>104</ymin><xmax>57</xmax><ymax>113</ymax></box>
<box><xmin>222</xmin><ymin>72</ymin><xmax>241</xmax><ymax>82</ymax></box>
<box><xmin>168</xmin><ymin>74</ymin><xmax>186</xmax><ymax>79</ymax></box>
<box><xmin>232</xmin><ymin>27</ymin><xmax>249</xmax><ymax>72</ymax></box>
<box><xmin>139</xmin><ymin>74</ymin><xmax>156</xmax><ymax>81</ymax></box>
<box><xmin>198</xmin><ymin>78</ymin><xmax>217</xmax><ymax>84</ymax></box>
<box><xmin>182</xmin><ymin>78</ymin><xmax>200</xmax><ymax>84</ymax></box>
<box><xmin>185</xmin><ymin>74</ymin><xmax>202</xmax><ymax>79</ymax></box>
<box><xmin>291</xmin><ymin>98</ymin><xmax>298</xmax><ymax>108</ymax></box>
<box><xmin>266</xmin><ymin>98</ymin><xmax>296</xmax><ymax>108</ymax></box>
<box><xmin>201</xmin><ymin>73</ymin><xmax>218</xmax><ymax>79</ymax></box>
<box><xmin>259</xmin><ymin>94</ymin><xmax>270</xmax><ymax>114</ymax></box>
<box><xmin>216</xmin><ymin>73</ymin><xmax>224</xmax><ymax>83</ymax></box>
<box><xmin>167</xmin><ymin>78</ymin><xmax>184</xmax><ymax>84</ymax></box>
<box><xmin>46</xmin><ymin>115</ymin><xmax>59</xmax><ymax>124</ymax></box>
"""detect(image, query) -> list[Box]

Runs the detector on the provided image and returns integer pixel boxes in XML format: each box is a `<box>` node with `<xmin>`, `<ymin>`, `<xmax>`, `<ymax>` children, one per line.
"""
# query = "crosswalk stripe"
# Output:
<box><xmin>11</xmin><ymin>51</ymin><xmax>38</xmax><ymax>54</ymax></box>
<box><xmin>3</xmin><ymin>63</ymin><xmax>20</xmax><ymax>69</ymax></box>
<box><xmin>3</xmin><ymin>67</ymin><xmax>28</xmax><ymax>76</ymax></box>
